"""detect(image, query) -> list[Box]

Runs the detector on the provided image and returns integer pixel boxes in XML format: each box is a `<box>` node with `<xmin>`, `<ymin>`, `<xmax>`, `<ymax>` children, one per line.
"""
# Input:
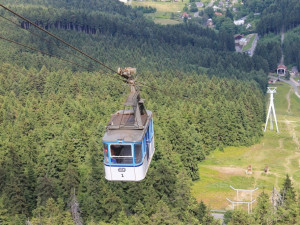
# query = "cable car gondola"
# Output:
<box><xmin>0</xmin><ymin>5</ymin><xmax>155</xmax><ymax>181</ymax></box>
<box><xmin>103</xmin><ymin>68</ymin><xmax>155</xmax><ymax>181</ymax></box>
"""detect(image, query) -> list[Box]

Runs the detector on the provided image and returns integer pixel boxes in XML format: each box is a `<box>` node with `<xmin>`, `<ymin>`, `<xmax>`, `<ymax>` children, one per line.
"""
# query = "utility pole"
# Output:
<box><xmin>264</xmin><ymin>87</ymin><xmax>279</xmax><ymax>133</ymax></box>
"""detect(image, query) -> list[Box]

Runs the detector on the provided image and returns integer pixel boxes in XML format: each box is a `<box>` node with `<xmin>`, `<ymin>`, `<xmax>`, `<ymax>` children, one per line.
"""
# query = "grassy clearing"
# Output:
<box><xmin>242</xmin><ymin>34</ymin><xmax>256</xmax><ymax>51</ymax></box>
<box><xmin>131</xmin><ymin>0</ymin><xmax>191</xmax><ymax>24</ymax></box>
<box><xmin>192</xmin><ymin>83</ymin><xmax>300</xmax><ymax>209</ymax></box>
<box><xmin>202</xmin><ymin>0</ymin><xmax>211</xmax><ymax>5</ymax></box>
<box><xmin>153</xmin><ymin>18</ymin><xmax>181</xmax><ymax>25</ymax></box>
<box><xmin>144</xmin><ymin>11</ymin><xmax>181</xmax><ymax>25</ymax></box>
<box><xmin>131</xmin><ymin>1</ymin><xmax>188</xmax><ymax>13</ymax></box>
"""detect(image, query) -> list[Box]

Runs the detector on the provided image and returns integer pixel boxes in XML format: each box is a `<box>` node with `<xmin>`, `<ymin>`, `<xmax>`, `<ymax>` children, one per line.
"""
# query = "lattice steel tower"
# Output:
<box><xmin>264</xmin><ymin>87</ymin><xmax>279</xmax><ymax>133</ymax></box>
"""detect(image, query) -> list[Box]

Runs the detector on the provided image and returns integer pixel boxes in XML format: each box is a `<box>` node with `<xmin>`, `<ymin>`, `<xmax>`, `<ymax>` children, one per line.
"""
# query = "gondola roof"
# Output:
<box><xmin>103</xmin><ymin>110</ymin><xmax>152</xmax><ymax>143</ymax></box>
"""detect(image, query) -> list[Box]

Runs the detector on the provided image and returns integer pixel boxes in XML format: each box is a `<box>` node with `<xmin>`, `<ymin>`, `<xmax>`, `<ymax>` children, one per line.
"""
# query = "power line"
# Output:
<box><xmin>137</xmin><ymin>81</ymin><xmax>201</xmax><ymax>105</ymax></box>
<box><xmin>0</xmin><ymin>4</ymin><xmax>119</xmax><ymax>76</ymax></box>
<box><xmin>0</xmin><ymin>35</ymin><xmax>93</xmax><ymax>71</ymax></box>
<box><xmin>0</xmin><ymin>35</ymin><xmax>129</xmax><ymax>83</ymax></box>
<box><xmin>0</xmin><ymin>4</ymin><xmax>199</xmax><ymax>104</ymax></box>
<box><xmin>0</xmin><ymin>14</ymin><xmax>95</xmax><ymax>68</ymax></box>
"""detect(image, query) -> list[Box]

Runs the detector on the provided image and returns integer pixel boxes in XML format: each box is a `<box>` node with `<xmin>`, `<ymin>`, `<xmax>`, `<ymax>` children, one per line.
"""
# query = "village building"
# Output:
<box><xmin>182</xmin><ymin>12</ymin><xmax>191</xmax><ymax>19</ymax></box>
<box><xmin>234</xmin><ymin>34</ymin><xmax>244</xmax><ymax>40</ymax></box>
<box><xmin>277</xmin><ymin>64</ymin><xmax>287</xmax><ymax>75</ymax></box>
<box><xmin>207</xmin><ymin>18</ymin><xmax>213</xmax><ymax>28</ymax></box>
<box><xmin>119</xmin><ymin>0</ymin><xmax>132</xmax><ymax>3</ymax></box>
<box><xmin>239</xmin><ymin>38</ymin><xmax>247</xmax><ymax>46</ymax></box>
<box><xmin>195</xmin><ymin>2</ymin><xmax>204</xmax><ymax>7</ymax></box>
<box><xmin>213</xmin><ymin>5</ymin><xmax>220</xmax><ymax>11</ymax></box>
<box><xmin>234</xmin><ymin>19</ymin><xmax>244</xmax><ymax>26</ymax></box>
<box><xmin>234</xmin><ymin>34</ymin><xmax>244</xmax><ymax>52</ymax></box>
<box><xmin>215</xmin><ymin>12</ymin><xmax>223</xmax><ymax>16</ymax></box>
<box><xmin>291</xmin><ymin>66</ymin><xmax>298</xmax><ymax>76</ymax></box>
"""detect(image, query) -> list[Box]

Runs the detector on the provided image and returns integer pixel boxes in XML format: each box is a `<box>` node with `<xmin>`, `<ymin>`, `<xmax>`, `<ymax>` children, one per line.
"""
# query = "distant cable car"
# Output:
<box><xmin>103</xmin><ymin>68</ymin><xmax>155</xmax><ymax>181</ymax></box>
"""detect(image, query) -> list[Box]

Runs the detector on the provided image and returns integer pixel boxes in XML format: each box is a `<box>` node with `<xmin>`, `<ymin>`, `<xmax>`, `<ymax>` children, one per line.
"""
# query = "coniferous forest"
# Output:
<box><xmin>0</xmin><ymin>0</ymin><xmax>283</xmax><ymax>224</ymax></box>
<box><xmin>252</xmin><ymin>0</ymin><xmax>300</xmax><ymax>69</ymax></box>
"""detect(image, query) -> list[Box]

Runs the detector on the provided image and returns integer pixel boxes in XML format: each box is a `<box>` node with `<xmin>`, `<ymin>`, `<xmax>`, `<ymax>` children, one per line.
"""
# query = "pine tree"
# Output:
<box><xmin>276</xmin><ymin>174</ymin><xmax>299</xmax><ymax>223</ymax></box>
<box><xmin>196</xmin><ymin>201</ymin><xmax>207</xmax><ymax>223</ymax></box>
<box><xmin>150</xmin><ymin>200</ymin><xmax>181</xmax><ymax>225</ymax></box>
<box><xmin>62</xmin><ymin>164</ymin><xmax>80</xmax><ymax>200</ymax></box>
<box><xmin>281</xmin><ymin>174</ymin><xmax>296</xmax><ymax>203</ymax></box>
<box><xmin>79</xmin><ymin>139</ymin><xmax>107</xmax><ymax>222</ymax></box>
<box><xmin>3</xmin><ymin>145</ymin><xmax>28</xmax><ymax>216</ymax></box>
<box><xmin>36</xmin><ymin>176</ymin><xmax>58</xmax><ymax>206</ymax></box>
<box><xmin>228</xmin><ymin>210</ymin><xmax>253</xmax><ymax>225</ymax></box>
<box><xmin>0</xmin><ymin>199</ymin><xmax>10</xmax><ymax>225</ymax></box>
<box><xmin>254</xmin><ymin>191</ymin><xmax>273</xmax><ymax>225</ymax></box>
<box><xmin>24</xmin><ymin>164</ymin><xmax>37</xmax><ymax>215</ymax></box>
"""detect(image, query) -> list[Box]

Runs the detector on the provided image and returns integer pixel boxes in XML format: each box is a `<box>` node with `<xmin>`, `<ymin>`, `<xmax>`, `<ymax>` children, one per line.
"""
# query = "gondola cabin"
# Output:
<box><xmin>103</xmin><ymin>67</ymin><xmax>155</xmax><ymax>181</ymax></box>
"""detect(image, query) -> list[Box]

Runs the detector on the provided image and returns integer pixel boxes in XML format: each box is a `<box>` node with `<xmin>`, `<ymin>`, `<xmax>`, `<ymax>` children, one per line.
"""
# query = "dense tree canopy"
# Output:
<box><xmin>0</xmin><ymin>0</ymin><xmax>269</xmax><ymax>86</ymax></box>
<box><xmin>0</xmin><ymin>63</ymin><xmax>265</xmax><ymax>223</ymax></box>
<box><xmin>255</xmin><ymin>0</ymin><xmax>300</xmax><ymax>35</ymax></box>
<box><xmin>0</xmin><ymin>0</ymin><xmax>269</xmax><ymax>223</ymax></box>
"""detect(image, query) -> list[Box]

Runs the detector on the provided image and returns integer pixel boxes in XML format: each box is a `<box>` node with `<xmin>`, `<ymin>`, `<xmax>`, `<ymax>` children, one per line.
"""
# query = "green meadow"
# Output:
<box><xmin>192</xmin><ymin>83</ymin><xmax>300</xmax><ymax>209</ymax></box>
<box><xmin>131</xmin><ymin>0</ymin><xmax>205</xmax><ymax>24</ymax></box>
<box><xmin>131</xmin><ymin>0</ymin><xmax>188</xmax><ymax>13</ymax></box>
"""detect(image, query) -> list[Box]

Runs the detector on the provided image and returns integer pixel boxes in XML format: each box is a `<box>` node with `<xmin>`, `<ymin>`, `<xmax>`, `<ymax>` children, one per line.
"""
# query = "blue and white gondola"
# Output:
<box><xmin>103</xmin><ymin>110</ymin><xmax>154</xmax><ymax>181</ymax></box>
<box><xmin>103</xmin><ymin>67</ymin><xmax>155</xmax><ymax>181</ymax></box>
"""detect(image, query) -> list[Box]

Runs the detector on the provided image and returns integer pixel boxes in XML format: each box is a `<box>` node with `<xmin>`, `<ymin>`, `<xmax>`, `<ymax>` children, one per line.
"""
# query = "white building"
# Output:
<box><xmin>213</xmin><ymin>5</ymin><xmax>220</xmax><ymax>11</ymax></box>
<box><xmin>195</xmin><ymin>2</ymin><xmax>204</xmax><ymax>7</ymax></box>
<box><xmin>234</xmin><ymin>19</ymin><xmax>245</xmax><ymax>25</ymax></box>
<box><xmin>239</xmin><ymin>38</ymin><xmax>247</xmax><ymax>46</ymax></box>
<box><xmin>119</xmin><ymin>0</ymin><xmax>131</xmax><ymax>4</ymax></box>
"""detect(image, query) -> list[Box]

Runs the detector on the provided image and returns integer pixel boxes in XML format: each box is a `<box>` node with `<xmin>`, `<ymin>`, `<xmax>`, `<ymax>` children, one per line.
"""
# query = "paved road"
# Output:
<box><xmin>248</xmin><ymin>33</ymin><xmax>258</xmax><ymax>57</ymax></box>
<box><xmin>269</xmin><ymin>75</ymin><xmax>300</xmax><ymax>98</ymax></box>
<box><xmin>207</xmin><ymin>0</ymin><xmax>214</xmax><ymax>7</ymax></box>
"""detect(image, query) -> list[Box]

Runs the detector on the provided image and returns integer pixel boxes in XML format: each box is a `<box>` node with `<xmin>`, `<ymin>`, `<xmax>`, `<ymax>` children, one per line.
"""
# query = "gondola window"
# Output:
<box><xmin>110</xmin><ymin>145</ymin><xmax>133</xmax><ymax>164</ymax></box>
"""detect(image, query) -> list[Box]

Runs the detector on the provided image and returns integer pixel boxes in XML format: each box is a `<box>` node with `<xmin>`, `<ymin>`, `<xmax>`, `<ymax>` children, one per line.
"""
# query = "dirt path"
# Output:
<box><xmin>286</xmin><ymin>88</ymin><xmax>291</xmax><ymax>113</ymax></box>
<box><xmin>207</xmin><ymin>90</ymin><xmax>300</xmax><ymax>188</ymax></box>
<box><xmin>280</xmin><ymin>25</ymin><xmax>285</xmax><ymax>65</ymax></box>
<box><xmin>193</xmin><ymin>84</ymin><xmax>300</xmax><ymax>208</ymax></box>
<box><xmin>283</xmin><ymin>89</ymin><xmax>300</xmax><ymax>178</ymax></box>
<box><xmin>285</xmin><ymin>120</ymin><xmax>300</xmax><ymax>149</ymax></box>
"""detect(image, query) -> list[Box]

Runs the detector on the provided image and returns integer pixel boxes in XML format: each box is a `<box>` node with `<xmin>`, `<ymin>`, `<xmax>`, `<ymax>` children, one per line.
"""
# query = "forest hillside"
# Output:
<box><xmin>252</xmin><ymin>0</ymin><xmax>300</xmax><ymax>69</ymax></box>
<box><xmin>0</xmin><ymin>0</ymin><xmax>268</xmax><ymax>224</ymax></box>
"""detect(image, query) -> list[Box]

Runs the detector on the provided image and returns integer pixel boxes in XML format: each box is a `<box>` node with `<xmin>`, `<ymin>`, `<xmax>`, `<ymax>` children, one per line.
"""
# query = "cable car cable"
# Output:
<box><xmin>135</xmin><ymin>81</ymin><xmax>201</xmax><ymax>105</ymax></box>
<box><xmin>0</xmin><ymin>35</ymin><xmax>95</xmax><ymax>71</ymax></box>
<box><xmin>0</xmin><ymin>4</ymin><xmax>122</xmax><ymax>78</ymax></box>
<box><xmin>0</xmin><ymin>5</ymin><xmax>199</xmax><ymax>104</ymax></box>
<box><xmin>0</xmin><ymin>14</ymin><xmax>97</xmax><ymax>69</ymax></box>
<box><xmin>0</xmin><ymin>35</ymin><xmax>130</xmax><ymax>83</ymax></box>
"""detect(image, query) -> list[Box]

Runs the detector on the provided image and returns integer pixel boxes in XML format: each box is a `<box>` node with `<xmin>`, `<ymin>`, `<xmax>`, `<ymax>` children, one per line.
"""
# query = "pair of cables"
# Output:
<box><xmin>0</xmin><ymin>4</ymin><xmax>200</xmax><ymax>104</ymax></box>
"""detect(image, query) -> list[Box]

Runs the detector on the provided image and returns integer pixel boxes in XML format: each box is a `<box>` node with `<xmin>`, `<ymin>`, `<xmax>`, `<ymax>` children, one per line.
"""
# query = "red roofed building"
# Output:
<box><xmin>234</xmin><ymin>34</ymin><xmax>244</xmax><ymax>40</ymax></box>
<box><xmin>277</xmin><ymin>64</ymin><xmax>287</xmax><ymax>75</ymax></box>
<box><xmin>215</xmin><ymin>12</ymin><xmax>223</xmax><ymax>16</ymax></box>
<box><xmin>182</xmin><ymin>12</ymin><xmax>191</xmax><ymax>19</ymax></box>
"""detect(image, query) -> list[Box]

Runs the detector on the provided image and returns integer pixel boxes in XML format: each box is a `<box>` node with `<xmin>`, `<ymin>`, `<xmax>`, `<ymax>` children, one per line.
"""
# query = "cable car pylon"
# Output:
<box><xmin>264</xmin><ymin>87</ymin><xmax>279</xmax><ymax>133</ymax></box>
